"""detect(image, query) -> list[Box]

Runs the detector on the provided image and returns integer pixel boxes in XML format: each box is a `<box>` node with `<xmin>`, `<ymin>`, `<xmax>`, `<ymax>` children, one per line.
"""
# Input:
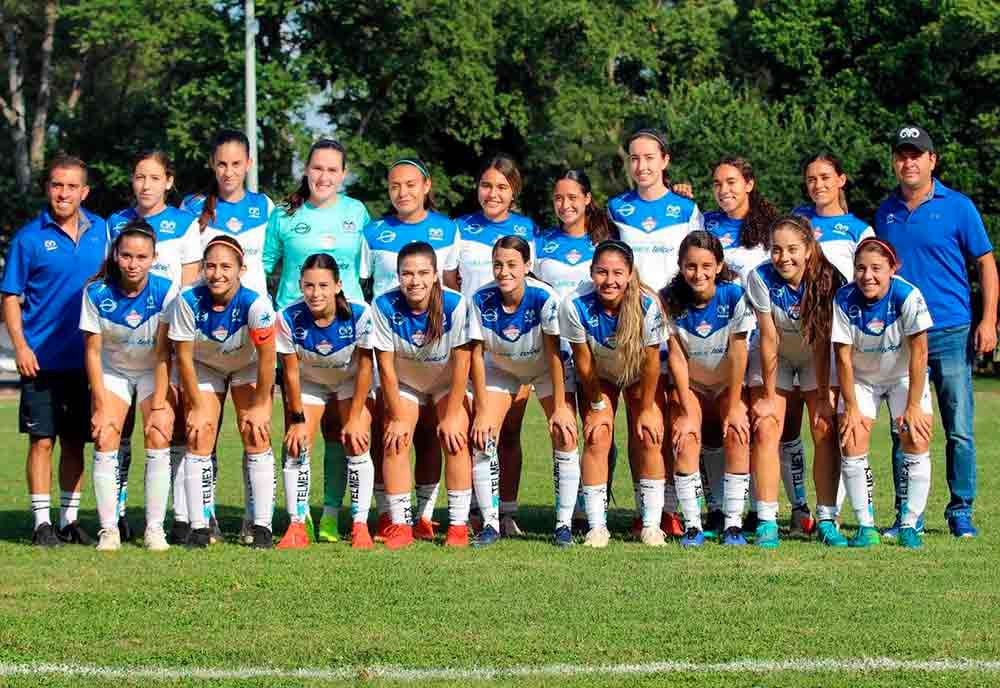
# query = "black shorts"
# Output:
<box><xmin>19</xmin><ymin>370</ymin><xmax>92</xmax><ymax>442</ymax></box>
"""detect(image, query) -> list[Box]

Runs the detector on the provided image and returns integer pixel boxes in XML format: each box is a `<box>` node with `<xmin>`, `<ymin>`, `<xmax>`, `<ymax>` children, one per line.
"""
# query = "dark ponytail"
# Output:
<box><xmin>660</xmin><ymin>230</ymin><xmax>738</xmax><ymax>318</ymax></box>
<box><xmin>284</xmin><ymin>139</ymin><xmax>347</xmax><ymax>216</ymax></box>
<box><xmin>389</xmin><ymin>158</ymin><xmax>437</xmax><ymax>212</ymax></box>
<box><xmin>715</xmin><ymin>156</ymin><xmax>778</xmax><ymax>250</ymax></box>
<box><xmin>199</xmin><ymin>130</ymin><xmax>250</xmax><ymax>232</ymax></box>
<box><xmin>555</xmin><ymin>169</ymin><xmax>616</xmax><ymax>244</ymax></box>
<box><xmin>301</xmin><ymin>252</ymin><xmax>352</xmax><ymax>322</ymax></box>
<box><xmin>96</xmin><ymin>219</ymin><xmax>157</xmax><ymax>286</ymax></box>
<box><xmin>397</xmin><ymin>241</ymin><xmax>444</xmax><ymax>346</ymax></box>
<box><xmin>492</xmin><ymin>234</ymin><xmax>542</xmax><ymax>283</ymax></box>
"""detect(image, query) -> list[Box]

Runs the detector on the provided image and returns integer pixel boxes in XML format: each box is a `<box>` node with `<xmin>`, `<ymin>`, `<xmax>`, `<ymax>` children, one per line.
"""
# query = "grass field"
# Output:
<box><xmin>0</xmin><ymin>379</ymin><xmax>998</xmax><ymax>687</ymax></box>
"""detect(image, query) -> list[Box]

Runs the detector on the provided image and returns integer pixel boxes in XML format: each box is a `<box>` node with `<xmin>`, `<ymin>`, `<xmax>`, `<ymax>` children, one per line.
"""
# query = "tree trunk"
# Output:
<box><xmin>1</xmin><ymin>20</ymin><xmax>30</xmax><ymax>194</ymax></box>
<box><xmin>29</xmin><ymin>0</ymin><xmax>57</xmax><ymax>176</ymax></box>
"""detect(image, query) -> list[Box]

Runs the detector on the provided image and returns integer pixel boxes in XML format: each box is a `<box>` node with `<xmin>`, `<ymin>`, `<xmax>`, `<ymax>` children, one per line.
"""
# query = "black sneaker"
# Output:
<box><xmin>58</xmin><ymin>521</ymin><xmax>94</xmax><ymax>545</ymax></box>
<box><xmin>185</xmin><ymin>527</ymin><xmax>211</xmax><ymax>549</ymax></box>
<box><xmin>251</xmin><ymin>525</ymin><xmax>273</xmax><ymax>550</ymax></box>
<box><xmin>209</xmin><ymin>514</ymin><xmax>223</xmax><ymax>544</ymax></box>
<box><xmin>742</xmin><ymin>510</ymin><xmax>759</xmax><ymax>535</ymax></box>
<box><xmin>169</xmin><ymin>520</ymin><xmax>191</xmax><ymax>546</ymax></box>
<box><xmin>32</xmin><ymin>523</ymin><xmax>63</xmax><ymax>547</ymax></box>
<box><xmin>117</xmin><ymin>515</ymin><xmax>135</xmax><ymax>543</ymax></box>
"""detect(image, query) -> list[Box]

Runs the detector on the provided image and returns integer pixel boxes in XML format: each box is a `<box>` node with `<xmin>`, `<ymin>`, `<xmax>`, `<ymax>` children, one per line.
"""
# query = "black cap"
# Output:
<box><xmin>893</xmin><ymin>125</ymin><xmax>934</xmax><ymax>153</ymax></box>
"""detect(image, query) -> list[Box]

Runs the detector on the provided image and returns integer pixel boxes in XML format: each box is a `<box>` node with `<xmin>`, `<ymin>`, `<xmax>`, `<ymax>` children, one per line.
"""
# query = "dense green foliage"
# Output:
<box><xmin>2</xmin><ymin>0</ymin><xmax>997</xmax><ymax>240</ymax></box>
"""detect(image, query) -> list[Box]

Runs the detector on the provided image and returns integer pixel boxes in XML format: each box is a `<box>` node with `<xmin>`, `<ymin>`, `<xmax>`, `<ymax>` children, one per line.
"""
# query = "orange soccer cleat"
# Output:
<box><xmin>351</xmin><ymin>522</ymin><xmax>374</xmax><ymax>550</ymax></box>
<box><xmin>373</xmin><ymin>513</ymin><xmax>392</xmax><ymax>542</ymax></box>
<box><xmin>413</xmin><ymin>517</ymin><xmax>437</xmax><ymax>541</ymax></box>
<box><xmin>383</xmin><ymin>523</ymin><xmax>414</xmax><ymax>551</ymax></box>
<box><xmin>661</xmin><ymin>511</ymin><xmax>685</xmax><ymax>538</ymax></box>
<box><xmin>276</xmin><ymin>522</ymin><xmax>310</xmax><ymax>550</ymax></box>
<box><xmin>444</xmin><ymin>524</ymin><xmax>469</xmax><ymax>547</ymax></box>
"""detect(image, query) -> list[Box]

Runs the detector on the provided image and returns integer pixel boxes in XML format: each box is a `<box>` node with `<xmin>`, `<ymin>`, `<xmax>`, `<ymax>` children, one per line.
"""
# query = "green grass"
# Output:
<box><xmin>0</xmin><ymin>379</ymin><xmax>998</xmax><ymax>687</ymax></box>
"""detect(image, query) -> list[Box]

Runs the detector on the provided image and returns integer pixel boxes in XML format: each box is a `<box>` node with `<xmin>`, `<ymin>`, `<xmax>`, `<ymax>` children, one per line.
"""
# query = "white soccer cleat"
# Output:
<box><xmin>239</xmin><ymin>519</ymin><xmax>254</xmax><ymax>546</ymax></box>
<box><xmin>96</xmin><ymin>528</ymin><xmax>121</xmax><ymax>552</ymax></box>
<box><xmin>144</xmin><ymin>527</ymin><xmax>170</xmax><ymax>552</ymax></box>
<box><xmin>583</xmin><ymin>526</ymin><xmax>611</xmax><ymax>548</ymax></box>
<box><xmin>640</xmin><ymin>526</ymin><xmax>667</xmax><ymax>547</ymax></box>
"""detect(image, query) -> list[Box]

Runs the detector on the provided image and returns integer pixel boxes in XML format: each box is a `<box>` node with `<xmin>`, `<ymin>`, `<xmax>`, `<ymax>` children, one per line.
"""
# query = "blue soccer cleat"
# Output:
<box><xmin>883</xmin><ymin>513</ymin><xmax>924</xmax><ymax>539</ymax></box>
<box><xmin>755</xmin><ymin>520</ymin><xmax>780</xmax><ymax>549</ymax></box>
<box><xmin>898</xmin><ymin>526</ymin><xmax>924</xmax><ymax>549</ymax></box>
<box><xmin>816</xmin><ymin>520</ymin><xmax>848</xmax><ymax>547</ymax></box>
<box><xmin>948</xmin><ymin>514</ymin><xmax>978</xmax><ymax>539</ymax></box>
<box><xmin>553</xmin><ymin>525</ymin><xmax>573</xmax><ymax>548</ymax></box>
<box><xmin>721</xmin><ymin>526</ymin><xmax>747</xmax><ymax>546</ymax></box>
<box><xmin>680</xmin><ymin>527</ymin><xmax>705</xmax><ymax>548</ymax></box>
<box><xmin>473</xmin><ymin>524</ymin><xmax>500</xmax><ymax>548</ymax></box>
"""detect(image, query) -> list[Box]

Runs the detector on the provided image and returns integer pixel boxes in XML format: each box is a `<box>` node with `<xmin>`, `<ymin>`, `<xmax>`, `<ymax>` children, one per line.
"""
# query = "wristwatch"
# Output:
<box><xmin>289</xmin><ymin>411</ymin><xmax>306</xmax><ymax>424</ymax></box>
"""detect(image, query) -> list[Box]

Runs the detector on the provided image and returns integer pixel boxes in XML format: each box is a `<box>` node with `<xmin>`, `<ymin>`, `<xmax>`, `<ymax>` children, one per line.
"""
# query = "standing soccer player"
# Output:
<box><xmin>1</xmin><ymin>154</ymin><xmax>109</xmax><ymax>546</ymax></box>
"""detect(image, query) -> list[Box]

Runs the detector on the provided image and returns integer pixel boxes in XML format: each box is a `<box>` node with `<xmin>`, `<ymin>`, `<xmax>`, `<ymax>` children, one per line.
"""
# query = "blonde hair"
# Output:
<box><xmin>593</xmin><ymin>241</ymin><xmax>655</xmax><ymax>387</ymax></box>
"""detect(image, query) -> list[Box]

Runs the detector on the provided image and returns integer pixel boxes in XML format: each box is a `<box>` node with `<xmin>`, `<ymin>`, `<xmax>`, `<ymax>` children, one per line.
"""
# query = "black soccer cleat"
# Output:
<box><xmin>185</xmin><ymin>527</ymin><xmax>211</xmax><ymax>549</ymax></box>
<box><xmin>251</xmin><ymin>525</ymin><xmax>273</xmax><ymax>550</ymax></box>
<box><xmin>169</xmin><ymin>520</ymin><xmax>191</xmax><ymax>546</ymax></box>
<box><xmin>32</xmin><ymin>523</ymin><xmax>63</xmax><ymax>547</ymax></box>
<box><xmin>117</xmin><ymin>515</ymin><xmax>135</xmax><ymax>543</ymax></box>
<box><xmin>58</xmin><ymin>521</ymin><xmax>94</xmax><ymax>546</ymax></box>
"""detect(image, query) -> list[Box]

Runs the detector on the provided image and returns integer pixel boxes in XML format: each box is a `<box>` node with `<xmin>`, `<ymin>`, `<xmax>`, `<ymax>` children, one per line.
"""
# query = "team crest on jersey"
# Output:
<box><xmin>99</xmin><ymin>298</ymin><xmax>117</xmax><ymax>313</ymax></box>
<box><xmin>542</xmin><ymin>241</ymin><xmax>559</xmax><ymax>254</ymax></box>
<box><xmin>343</xmin><ymin>220</ymin><xmax>356</xmax><ymax>233</ymax></box>
<box><xmin>513</xmin><ymin>225</ymin><xmax>528</xmax><ymax>237</ymax></box>
<box><xmin>642</xmin><ymin>216</ymin><xmax>657</xmax><ymax>231</ymax></box>
<box><xmin>212</xmin><ymin>325</ymin><xmax>228</xmax><ymax>341</ymax></box>
<box><xmin>411</xmin><ymin>330</ymin><xmax>426</xmax><ymax>346</ymax></box>
<box><xmin>617</xmin><ymin>203</ymin><xmax>635</xmax><ymax>218</ymax></box>
<box><xmin>44</xmin><ymin>239</ymin><xmax>58</xmax><ymax>251</ymax></box>
<box><xmin>160</xmin><ymin>220</ymin><xmax>177</xmax><ymax>234</ymax></box>
<box><xmin>464</xmin><ymin>224</ymin><xmax>485</xmax><ymax>235</ymax></box>
<box><xmin>248</xmin><ymin>206</ymin><xmax>261</xmax><ymax>219</ymax></box>
<box><xmin>565</xmin><ymin>249</ymin><xmax>582</xmax><ymax>265</ymax></box>
<box><xmin>868</xmin><ymin>319</ymin><xmax>885</xmax><ymax>334</ymax></box>
<box><xmin>813</xmin><ymin>228</ymin><xmax>823</xmax><ymax>240</ymax></box>
<box><xmin>125</xmin><ymin>310</ymin><xmax>142</xmax><ymax>328</ymax></box>
<box><xmin>719</xmin><ymin>234</ymin><xmax>734</xmax><ymax>248</ymax></box>
<box><xmin>377</xmin><ymin>230</ymin><xmax>396</xmax><ymax>243</ymax></box>
<box><xmin>227</xmin><ymin>217</ymin><xmax>244</xmax><ymax>233</ymax></box>
<box><xmin>665</xmin><ymin>204</ymin><xmax>682</xmax><ymax>219</ymax></box>
<box><xmin>316</xmin><ymin>339</ymin><xmax>333</xmax><ymax>355</ymax></box>
<box><xmin>338</xmin><ymin>325</ymin><xmax>353</xmax><ymax>338</ymax></box>
<box><xmin>503</xmin><ymin>324</ymin><xmax>520</xmax><ymax>340</ymax></box>
<box><xmin>428</xmin><ymin>227</ymin><xmax>444</xmax><ymax>241</ymax></box>
<box><xmin>788</xmin><ymin>303</ymin><xmax>801</xmax><ymax>319</ymax></box>
<box><xmin>696</xmin><ymin>320</ymin><xmax>712</xmax><ymax>337</ymax></box>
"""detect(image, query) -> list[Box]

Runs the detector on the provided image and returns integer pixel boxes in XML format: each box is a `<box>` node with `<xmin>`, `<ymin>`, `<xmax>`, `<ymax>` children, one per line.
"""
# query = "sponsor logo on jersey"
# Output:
<box><xmin>482</xmin><ymin>308</ymin><xmax>498</xmax><ymax>322</ymax></box>
<box><xmin>503</xmin><ymin>324</ymin><xmax>520</xmax><ymax>339</ymax></box>
<box><xmin>428</xmin><ymin>227</ymin><xmax>444</xmax><ymax>241</ymax></box>
<box><xmin>160</xmin><ymin>220</ymin><xmax>177</xmax><ymax>234</ymax></box>
<box><xmin>294</xmin><ymin>327</ymin><xmax>308</xmax><ymax>340</ymax></box>
<box><xmin>377</xmin><ymin>230</ymin><xmax>396</xmax><ymax>243</ymax></box>
<box><xmin>665</xmin><ymin>204</ymin><xmax>681</xmax><ymax>219</ymax></box>
<box><xmin>316</xmin><ymin>339</ymin><xmax>333</xmax><ymax>355</ymax></box>
<box><xmin>868</xmin><ymin>319</ymin><xmax>885</xmax><ymax>334</ymax></box>
<box><xmin>565</xmin><ymin>249</ymin><xmax>582</xmax><ymax>264</ymax></box>
<box><xmin>99</xmin><ymin>298</ymin><xmax>117</xmax><ymax>313</ymax></box>
<box><xmin>719</xmin><ymin>233</ymin><xmax>734</xmax><ymax>248</ymax></box>
<box><xmin>391</xmin><ymin>312</ymin><xmax>405</xmax><ymax>325</ymax></box>
<box><xmin>770</xmin><ymin>285</ymin><xmax>785</xmax><ymax>298</ymax></box>
<box><xmin>848</xmin><ymin>305</ymin><xmax>862</xmax><ymax>320</ymax></box>
<box><xmin>338</xmin><ymin>325</ymin><xmax>353</xmax><ymax>338</ymax></box>
<box><xmin>292</xmin><ymin>222</ymin><xmax>311</xmax><ymax>235</ymax></box>
<box><xmin>696</xmin><ymin>320</ymin><xmax>712</xmax><ymax>337</ymax></box>
<box><xmin>248</xmin><ymin>206</ymin><xmax>261</xmax><ymax>219</ymax></box>
<box><xmin>616</xmin><ymin>203</ymin><xmax>635</xmax><ymax>218</ymax></box>
<box><xmin>259</xmin><ymin>312</ymin><xmax>271</xmax><ymax>325</ymax></box>
<box><xmin>524</xmin><ymin>309</ymin><xmax>536</xmax><ymax>324</ymax></box>
<box><xmin>606</xmin><ymin>335</ymin><xmax>617</xmax><ymax>348</ymax></box>
<box><xmin>542</xmin><ymin>241</ymin><xmax>559</xmax><ymax>254</ymax></box>
<box><xmin>125</xmin><ymin>310</ymin><xmax>142</xmax><ymax>328</ymax></box>
<box><xmin>642</xmin><ymin>216</ymin><xmax>657</xmax><ymax>231</ymax></box>
<box><xmin>706</xmin><ymin>219</ymin><xmax>719</xmax><ymax>231</ymax></box>
<box><xmin>834</xmin><ymin>223</ymin><xmax>849</xmax><ymax>234</ymax></box>
<box><xmin>411</xmin><ymin>330</ymin><xmax>426</xmax><ymax>346</ymax></box>
<box><xmin>146</xmin><ymin>295</ymin><xmax>157</xmax><ymax>310</ymax></box>
<box><xmin>513</xmin><ymin>224</ymin><xmax>528</xmax><ymax>237</ymax></box>
<box><xmin>463</xmin><ymin>223</ymin><xmax>485</xmax><ymax>235</ymax></box>
<box><xmin>717</xmin><ymin>304</ymin><xmax>731</xmax><ymax>318</ymax></box>
<box><xmin>212</xmin><ymin>325</ymin><xmax>228</xmax><ymax>341</ymax></box>
<box><xmin>44</xmin><ymin>239</ymin><xmax>58</xmax><ymax>251</ymax></box>
<box><xmin>587</xmin><ymin>315</ymin><xmax>599</xmax><ymax>328</ymax></box>
<box><xmin>226</xmin><ymin>217</ymin><xmax>243</xmax><ymax>233</ymax></box>
<box><xmin>885</xmin><ymin>213</ymin><xmax>895</xmax><ymax>224</ymax></box>
<box><xmin>343</xmin><ymin>220</ymin><xmax>356</xmax><ymax>233</ymax></box>
<box><xmin>546</xmin><ymin>304</ymin><xmax>559</xmax><ymax>322</ymax></box>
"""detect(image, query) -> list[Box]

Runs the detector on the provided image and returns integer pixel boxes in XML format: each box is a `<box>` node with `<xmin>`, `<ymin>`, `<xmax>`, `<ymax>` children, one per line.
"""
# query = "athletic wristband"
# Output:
<box><xmin>290</xmin><ymin>411</ymin><xmax>306</xmax><ymax>424</ymax></box>
<box><xmin>590</xmin><ymin>399</ymin><xmax>608</xmax><ymax>412</ymax></box>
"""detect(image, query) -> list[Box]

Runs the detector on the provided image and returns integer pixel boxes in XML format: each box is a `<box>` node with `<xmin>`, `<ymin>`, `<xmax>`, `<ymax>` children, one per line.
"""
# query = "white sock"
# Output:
<box><xmin>415</xmin><ymin>483</ymin><xmax>440</xmax><ymax>522</ymax></box>
<box><xmin>816</xmin><ymin>504</ymin><xmax>838</xmax><ymax>522</ymax></box>
<box><xmin>388</xmin><ymin>493</ymin><xmax>412</xmax><ymax>525</ymax></box>
<box><xmin>373</xmin><ymin>483</ymin><xmax>388</xmax><ymax>518</ymax></box>
<box><xmin>841</xmin><ymin>454</ymin><xmax>875</xmax><ymax>527</ymax></box>
<box><xmin>553</xmin><ymin>449</ymin><xmax>580</xmax><ymax>529</ymax></box>
<box><xmin>500</xmin><ymin>500</ymin><xmax>518</xmax><ymax>517</ymax></box>
<box><xmin>633</xmin><ymin>483</ymin><xmax>642</xmax><ymax>517</ymax></box>
<box><xmin>170</xmin><ymin>446</ymin><xmax>188</xmax><ymax>523</ymax></box>
<box><xmin>247</xmin><ymin>449</ymin><xmax>275</xmax><ymax>529</ymax></box>
<box><xmin>144</xmin><ymin>448</ymin><xmax>171</xmax><ymax>531</ymax></box>
<box><xmin>30</xmin><ymin>493</ymin><xmax>51</xmax><ymax>530</ymax></box>
<box><xmin>723</xmin><ymin>473</ymin><xmax>750</xmax><ymax>530</ymax></box>
<box><xmin>210</xmin><ymin>451</ymin><xmax>219</xmax><ymax>522</ymax></box>
<box><xmin>639</xmin><ymin>478</ymin><xmax>665</xmax><ymax>528</ymax></box>
<box><xmin>835</xmin><ymin>475</ymin><xmax>846</xmax><ymax>516</ymax></box>
<box><xmin>472</xmin><ymin>441</ymin><xmax>500</xmax><ymax>531</ymax></box>
<box><xmin>242</xmin><ymin>453</ymin><xmax>253</xmax><ymax>523</ymax></box>
<box><xmin>93</xmin><ymin>451</ymin><xmax>119</xmax><ymax>530</ymax></box>
<box><xmin>59</xmin><ymin>490</ymin><xmax>81</xmax><ymax>530</ymax></box>
<box><xmin>582</xmin><ymin>484</ymin><xmax>607</xmax><ymax>530</ymax></box>
<box><xmin>184</xmin><ymin>453</ymin><xmax>213</xmax><ymax>529</ymax></box>
<box><xmin>347</xmin><ymin>452</ymin><xmax>375</xmax><ymax>524</ymax></box>
<box><xmin>674</xmin><ymin>473</ymin><xmax>703</xmax><ymax>531</ymax></box>
<box><xmin>663</xmin><ymin>481</ymin><xmax>678</xmax><ymax>513</ymax></box>
<box><xmin>900</xmin><ymin>452</ymin><xmax>931</xmax><ymax>528</ymax></box>
<box><xmin>282</xmin><ymin>448</ymin><xmax>311</xmax><ymax>524</ymax></box>
<box><xmin>701</xmin><ymin>446</ymin><xmax>725</xmax><ymax>511</ymax></box>
<box><xmin>117</xmin><ymin>436</ymin><xmax>132</xmax><ymax>518</ymax></box>
<box><xmin>780</xmin><ymin>438</ymin><xmax>808</xmax><ymax>508</ymax></box>
<box><xmin>447</xmin><ymin>488</ymin><xmax>472</xmax><ymax>526</ymax></box>
<box><xmin>757</xmin><ymin>500</ymin><xmax>778</xmax><ymax>523</ymax></box>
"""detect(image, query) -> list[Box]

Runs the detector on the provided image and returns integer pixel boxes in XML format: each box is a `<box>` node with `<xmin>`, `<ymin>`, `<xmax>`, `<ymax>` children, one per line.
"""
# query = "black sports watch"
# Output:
<box><xmin>289</xmin><ymin>411</ymin><xmax>306</xmax><ymax>424</ymax></box>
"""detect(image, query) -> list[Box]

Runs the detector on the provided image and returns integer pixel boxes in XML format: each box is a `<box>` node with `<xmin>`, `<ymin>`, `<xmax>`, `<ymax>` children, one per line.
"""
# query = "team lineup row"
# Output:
<box><xmin>3</xmin><ymin>124</ymin><xmax>993</xmax><ymax>551</ymax></box>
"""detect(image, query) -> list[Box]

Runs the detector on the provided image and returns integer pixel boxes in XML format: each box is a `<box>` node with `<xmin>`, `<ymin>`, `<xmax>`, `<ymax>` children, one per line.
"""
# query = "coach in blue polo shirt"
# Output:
<box><xmin>1</xmin><ymin>154</ymin><xmax>109</xmax><ymax>547</ymax></box>
<box><xmin>875</xmin><ymin>125</ymin><xmax>997</xmax><ymax>539</ymax></box>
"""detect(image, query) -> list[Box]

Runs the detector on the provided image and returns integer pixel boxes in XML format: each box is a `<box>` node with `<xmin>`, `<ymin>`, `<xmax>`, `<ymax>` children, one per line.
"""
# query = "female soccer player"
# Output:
<box><xmin>169</xmin><ymin>235</ymin><xmax>277</xmax><ymax>549</ymax></box>
<box><xmin>662</xmin><ymin>231</ymin><xmax>760</xmax><ymax>547</ymax></box>
<box><xmin>361</xmin><ymin>159</ymin><xmax>459</xmax><ymax>540</ymax></box>
<box><xmin>371</xmin><ymin>242</ymin><xmax>472</xmax><ymax>550</ymax></box>
<box><xmin>275</xmin><ymin>254</ymin><xmax>376</xmax><ymax>550</ymax></box>
<box><xmin>833</xmin><ymin>237</ymin><xmax>933</xmax><ymax>549</ymax></box>
<box><xmin>467</xmin><ymin>236</ymin><xmax>578</xmax><ymax>546</ymax></box>
<box><xmin>106</xmin><ymin>150</ymin><xmax>201</xmax><ymax>542</ymax></box>
<box><xmin>455</xmin><ymin>155</ymin><xmax>537</xmax><ymax>536</ymax></box>
<box><xmin>745</xmin><ymin>216</ymin><xmax>845</xmax><ymax>546</ymax></box>
<box><xmin>263</xmin><ymin>138</ymin><xmax>371</xmax><ymax>544</ymax></box>
<box><xmin>560</xmin><ymin>240</ymin><xmax>669</xmax><ymax>548</ymax></box>
<box><xmin>81</xmin><ymin>219</ymin><xmax>178</xmax><ymax>551</ymax></box>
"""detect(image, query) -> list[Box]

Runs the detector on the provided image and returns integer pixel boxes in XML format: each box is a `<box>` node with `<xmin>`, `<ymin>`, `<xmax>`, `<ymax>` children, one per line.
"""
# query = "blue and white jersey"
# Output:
<box><xmin>276</xmin><ymin>298</ymin><xmax>373</xmax><ymax>390</ymax></box>
<box><xmin>168</xmin><ymin>284</ymin><xmax>275</xmax><ymax>375</ymax></box>
<box><xmin>181</xmin><ymin>192</ymin><xmax>275</xmax><ymax>297</ymax></box>
<box><xmin>467</xmin><ymin>277</ymin><xmax>560</xmax><ymax>383</ymax></box>
<box><xmin>371</xmin><ymin>286</ymin><xmax>469</xmax><ymax>394</ymax></box>
<box><xmin>746</xmin><ymin>263</ymin><xmax>809</xmax><ymax>364</ymax></box>
<box><xmin>608</xmin><ymin>190</ymin><xmax>703</xmax><ymax>290</ymax></box>
<box><xmin>534</xmin><ymin>228</ymin><xmax>596</xmax><ymax>300</ymax></box>
<box><xmin>559</xmin><ymin>282</ymin><xmax>666</xmax><ymax>386</ymax></box>
<box><xmin>792</xmin><ymin>206</ymin><xmax>873</xmax><ymax>282</ymax></box>
<box><xmin>831</xmin><ymin>276</ymin><xmax>933</xmax><ymax>385</ymax></box>
<box><xmin>456</xmin><ymin>211</ymin><xmax>536</xmax><ymax>299</ymax></box>
<box><xmin>703</xmin><ymin>211</ymin><xmax>769</xmax><ymax>286</ymax></box>
<box><xmin>360</xmin><ymin>212</ymin><xmax>460</xmax><ymax>298</ymax></box>
<box><xmin>80</xmin><ymin>273</ymin><xmax>177</xmax><ymax>374</ymax></box>
<box><xmin>107</xmin><ymin>206</ymin><xmax>201</xmax><ymax>288</ymax></box>
<box><xmin>671</xmin><ymin>281</ymin><xmax>756</xmax><ymax>389</ymax></box>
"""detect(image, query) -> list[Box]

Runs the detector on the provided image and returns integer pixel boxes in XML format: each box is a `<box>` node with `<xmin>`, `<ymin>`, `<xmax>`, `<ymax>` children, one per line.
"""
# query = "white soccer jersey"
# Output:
<box><xmin>181</xmin><ymin>192</ymin><xmax>275</xmax><ymax>297</ymax></box>
<box><xmin>467</xmin><ymin>277</ymin><xmax>560</xmax><ymax>384</ymax></box>
<box><xmin>608</xmin><ymin>190</ymin><xmax>703</xmax><ymax>290</ymax></box>
<box><xmin>456</xmin><ymin>211</ymin><xmax>536</xmax><ymax>299</ymax></box>
<box><xmin>360</xmin><ymin>212</ymin><xmax>460</xmax><ymax>297</ymax></box>
<box><xmin>671</xmin><ymin>281</ymin><xmax>756</xmax><ymax>389</ymax></box>
<box><xmin>534</xmin><ymin>228</ymin><xmax>596</xmax><ymax>300</ymax></box>
<box><xmin>371</xmin><ymin>286</ymin><xmax>469</xmax><ymax>394</ymax></box>
<box><xmin>793</xmin><ymin>206</ymin><xmax>874</xmax><ymax>283</ymax></box>
<box><xmin>276</xmin><ymin>298</ymin><xmax>373</xmax><ymax>390</ymax></box>
<box><xmin>559</xmin><ymin>282</ymin><xmax>666</xmax><ymax>386</ymax></box>
<box><xmin>169</xmin><ymin>284</ymin><xmax>275</xmax><ymax>375</ymax></box>
<box><xmin>831</xmin><ymin>276</ymin><xmax>933</xmax><ymax>385</ymax></box>
<box><xmin>107</xmin><ymin>206</ymin><xmax>201</xmax><ymax>288</ymax></box>
<box><xmin>703</xmin><ymin>211</ymin><xmax>768</xmax><ymax>286</ymax></box>
<box><xmin>745</xmin><ymin>262</ymin><xmax>810</xmax><ymax>365</ymax></box>
<box><xmin>80</xmin><ymin>273</ymin><xmax>177</xmax><ymax>374</ymax></box>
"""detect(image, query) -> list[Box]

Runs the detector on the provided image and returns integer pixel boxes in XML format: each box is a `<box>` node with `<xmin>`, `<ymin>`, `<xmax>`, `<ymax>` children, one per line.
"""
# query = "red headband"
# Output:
<box><xmin>205</xmin><ymin>237</ymin><xmax>244</xmax><ymax>258</ymax></box>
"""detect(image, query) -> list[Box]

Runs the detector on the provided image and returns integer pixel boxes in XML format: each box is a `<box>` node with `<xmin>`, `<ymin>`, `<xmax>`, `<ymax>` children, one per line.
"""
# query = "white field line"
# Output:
<box><xmin>1</xmin><ymin>658</ymin><xmax>999</xmax><ymax>682</ymax></box>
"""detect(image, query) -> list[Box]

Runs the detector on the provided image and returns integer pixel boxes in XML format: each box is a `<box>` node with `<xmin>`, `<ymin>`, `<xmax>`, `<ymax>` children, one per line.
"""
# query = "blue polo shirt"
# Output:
<box><xmin>1</xmin><ymin>208</ymin><xmax>109</xmax><ymax>371</ymax></box>
<box><xmin>875</xmin><ymin>179</ymin><xmax>992</xmax><ymax>331</ymax></box>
